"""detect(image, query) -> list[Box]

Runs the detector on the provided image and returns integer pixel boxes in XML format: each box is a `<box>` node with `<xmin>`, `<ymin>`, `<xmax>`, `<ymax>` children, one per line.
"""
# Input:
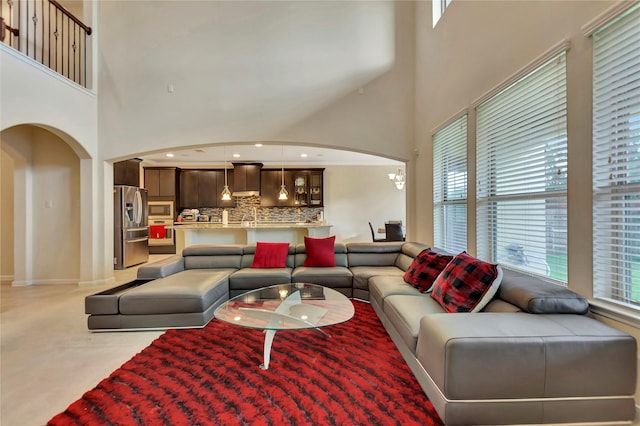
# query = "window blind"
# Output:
<box><xmin>592</xmin><ymin>4</ymin><xmax>640</xmax><ymax>308</ymax></box>
<box><xmin>433</xmin><ymin>114</ymin><xmax>467</xmax><ymax>253</ymax></box>
<box><xmin>476</xmin><ymin>52</ymin><xmax>568</xmax><ymax>282</ymax></box>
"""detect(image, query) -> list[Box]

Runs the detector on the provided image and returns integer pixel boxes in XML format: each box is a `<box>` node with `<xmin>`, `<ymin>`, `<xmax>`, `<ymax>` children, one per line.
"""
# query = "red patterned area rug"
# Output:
<box><xmin>49</xmin><ymin>300</ymin><xmax>443</xmax><ymax>426</ymax></box>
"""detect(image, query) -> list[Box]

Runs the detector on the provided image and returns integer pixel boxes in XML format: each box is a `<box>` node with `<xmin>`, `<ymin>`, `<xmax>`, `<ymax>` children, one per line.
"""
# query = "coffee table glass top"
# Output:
<box><xmin>214</xmin><ymin>283</ymin><xmax>354</xmax><ymax>331</ymax></box>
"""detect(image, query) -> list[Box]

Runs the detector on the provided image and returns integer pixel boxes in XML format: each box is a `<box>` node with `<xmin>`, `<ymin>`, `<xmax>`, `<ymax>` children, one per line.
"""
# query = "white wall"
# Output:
<box><xmin>323</xmin><ymin>165</ymin><xmax>406</xmax><ymax>242</ymax></box>
<box><xmin>97</xmin><ymin>0</ymin><xmax>415</xmax><ymax>164</ymax></box>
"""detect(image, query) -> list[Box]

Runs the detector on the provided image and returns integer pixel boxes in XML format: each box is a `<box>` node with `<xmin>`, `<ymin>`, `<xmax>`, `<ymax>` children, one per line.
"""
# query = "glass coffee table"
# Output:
<box><xmin>214</xmin><ymin>283</ymin><xmax>354</xmax><ymax>370</ymax></box>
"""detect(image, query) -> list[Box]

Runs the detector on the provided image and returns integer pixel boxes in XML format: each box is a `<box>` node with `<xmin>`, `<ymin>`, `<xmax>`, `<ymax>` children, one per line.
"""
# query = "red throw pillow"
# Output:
<box><xmin>430</xmin><ymin>252</ymin><xmax>503</xmax><ymax>313</ymax></box>
<box><xmin>251</xmin><ymin>242</ymin><xmax>290</xmax><ymax>268</ymax></box>
<box><xmin>403</xmin><ymin>249</ymin><xmax>453</xmax><ymax>293</ymax></box>
<box><xmin>303</xmin><ymin>236</ymin><xmax>336</xmax><ymax>267</ymax></box>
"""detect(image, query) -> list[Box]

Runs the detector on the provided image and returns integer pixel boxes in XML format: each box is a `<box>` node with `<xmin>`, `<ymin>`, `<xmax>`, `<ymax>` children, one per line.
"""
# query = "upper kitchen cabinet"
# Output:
<box><xmin>293</xmin><ymin>171</ymin><xmax>308</xmax><ymax>206</ymax></box>
<box><xmin>232</xmin><ymin>163</ymin><xmax>262</xmax><ymax>196</ymax></box>
<box><xmin>179</xmin><ymin>170</ymin><xmax>200</xmax><ymax>208</ymax></box>
<box><xmin>114</xmin><ymin>158</ymin><xmax>142</xmax><ymax>187</ymax></box>
<box><xmin>292</xmin><ymin>169</ymin><xmax>324</xmax><ymax>207</ymax></box>
<box><xmin>179</xmin><ymin>169</ymin><xmax>232</xmax><ymax>209</ymax></box>
<box><xmin>309</xmin><ymin>170</ymin><xmax>323</xmax><ymax>206</ymax></box>
<box><xmin>144</xmin><ymin>167</ymin><xmax>178</xmax><ymax>198</ymax></box>
<box><xmin>261</xmin><ymin>168</ymin><xmax>323</xmax><ymax>207</ymax></box>
<box><xmin>198</xmin><ymin>170</ymin><xmax>218</xmax><ymax>208</ymax></box>
<box><xmin>260</xmin><ymin>169</ymin><xmax>295</xmax><ymax>207</ymax></box>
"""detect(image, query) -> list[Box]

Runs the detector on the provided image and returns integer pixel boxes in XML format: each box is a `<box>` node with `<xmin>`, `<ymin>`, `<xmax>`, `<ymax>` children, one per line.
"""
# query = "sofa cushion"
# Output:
<box><xmin>431</xmin><ymin>252</ymin><xmax>503</xmax><ymax>313</ymax></box>
<box><xmin>350</xmin><ymin>266</ymin><xmax>405</xmax><ymax>291</ymax></box>
<box><xmin>303</xmin><ymin>236</ymin><xmax>336</xmax><ymax>267</ymax></box>
<box><xmin>499</xmin><ymin>268</ymin><xmax>589</xmax><ymax>314</ymax></box>
<box><xmin>383</xmin><ymin>294</ymin><xmax>445</xmax><ymax>353</ymax></box>
<box><xmin>119</xmin><ymin>269</ymin><xmax>232</xmax><ymax>315</ymax></box>
<box><xmin>229</xmin><ymin>267</ymin><xmax>292</xmax><ymax>292</ymax></box>
<box><xmin>291</xmin><ymin>266</ymin><xmax>352</xmax><ymax>289</ymax></box>
<box><xmin>251</xmin><ymin>242</ymin><xmax>290</xmax><ymax>268</ymax></box>
<box><xmin>369</xmin><ymin>275</ymin><xmax>422</xmax><ymax>311</ymax></box>
<box><xmin>346</xmin><ymin>242</ymin><xmax>403</xmax><ymax>267</ymax></box>
<box><xmin>403</xmin><ymin>249</ymin><xmax>453</xmax><ymax>292</ymax></box>
<box><xmin>182</xmin><ymin>244</ymin><xmax>244</xmax><ymax>270</ymax></box>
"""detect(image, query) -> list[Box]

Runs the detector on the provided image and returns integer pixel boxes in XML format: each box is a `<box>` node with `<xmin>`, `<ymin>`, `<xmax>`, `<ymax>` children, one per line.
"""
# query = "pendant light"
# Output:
<box><xmin>221</xmin><ymin>147</ymin><xmax>232</xmax><ymax>201</ymax></box>
<box><xmin>394</xmin><ymin>168</ymin><xmax>405</xmax><ymax>190</ymax></box>
<box><xmin>278</xmin><ymin>145</ymin><xmax>288</xmax><ymax>200</ymax></box>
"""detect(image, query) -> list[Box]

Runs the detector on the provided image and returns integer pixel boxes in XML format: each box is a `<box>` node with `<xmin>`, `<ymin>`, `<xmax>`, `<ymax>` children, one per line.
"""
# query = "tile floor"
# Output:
<box><xmin>1</xmin><ymin>256</ymin><xmax>170</xmax><ymax>426</ymax></box>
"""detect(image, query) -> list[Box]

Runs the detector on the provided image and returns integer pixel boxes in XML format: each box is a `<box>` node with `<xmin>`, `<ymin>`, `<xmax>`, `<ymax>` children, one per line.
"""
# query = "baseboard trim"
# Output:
<box><xmin>78</xmin><ymin>277</ymin><xmax>116</xmax><ymax>287</ymax></box>
<box><xmin>0</xmin><ymin>274</ymin><xmax>15</xmax><ymax>282</ymax></box>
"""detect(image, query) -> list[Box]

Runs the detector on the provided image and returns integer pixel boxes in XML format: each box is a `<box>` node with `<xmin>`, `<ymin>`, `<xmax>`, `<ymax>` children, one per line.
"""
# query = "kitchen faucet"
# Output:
<box><xmin>242</xmin><ymin>207</ymin><xmax>258</xmax><ymax>227</ymax></box>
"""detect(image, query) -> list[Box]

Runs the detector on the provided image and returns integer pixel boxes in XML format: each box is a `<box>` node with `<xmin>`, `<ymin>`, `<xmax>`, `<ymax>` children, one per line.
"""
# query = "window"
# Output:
<box><xmin>592</xmin><ymin>4</ymin><xmax>640</xmax><ymax>309</ymax></box>
<box><xmin>432</xmin><ymin>0</ymin><xmax>452</xmax><ymax>27</ymax></box>
<box><xmin>433</xmin><ymin>115</ymin><xmax>467</xmax><ymax>253</ymax></box>
<box><xmin>476</xmin><ymin>52</ymin><xmax>568</xmax><ymax>282</ymax></box>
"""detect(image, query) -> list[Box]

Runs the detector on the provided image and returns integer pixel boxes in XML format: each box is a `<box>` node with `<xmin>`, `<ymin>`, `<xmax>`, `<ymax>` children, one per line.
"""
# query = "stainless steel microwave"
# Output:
<box><xmin>148</xmin><ymin>200</ymin><xmax>174</xmax><ymax>218</ymax></box>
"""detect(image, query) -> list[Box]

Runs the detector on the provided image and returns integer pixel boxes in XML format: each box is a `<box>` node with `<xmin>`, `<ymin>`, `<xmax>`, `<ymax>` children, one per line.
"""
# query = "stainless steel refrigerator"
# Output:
<box><xmin>114</xmin><ymin>185</ymin><xmax>149</xmax><ymax>269</ymax></box>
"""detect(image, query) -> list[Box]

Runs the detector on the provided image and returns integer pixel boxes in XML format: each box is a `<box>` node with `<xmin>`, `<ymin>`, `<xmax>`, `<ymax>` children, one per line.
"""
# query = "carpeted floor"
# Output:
<box><xmin>48</xmin><ymin>300</ymin><xmax>443</xmax><ymax>425</ymax></box>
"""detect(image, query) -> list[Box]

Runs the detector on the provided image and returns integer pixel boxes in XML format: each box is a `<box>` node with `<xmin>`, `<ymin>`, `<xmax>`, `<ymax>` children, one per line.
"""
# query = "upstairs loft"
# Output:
<box><xmin>1</xmin><ymin>0</ymin><xmax>92</xmax><ymax>88</ymax></box>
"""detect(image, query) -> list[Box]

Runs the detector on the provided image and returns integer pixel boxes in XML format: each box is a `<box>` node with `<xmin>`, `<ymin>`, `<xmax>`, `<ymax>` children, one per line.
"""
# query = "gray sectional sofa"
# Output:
<box><xmin>85</xmin><ymin>241</ymin><xmax>637</xmax><ymax>425</ymax></box>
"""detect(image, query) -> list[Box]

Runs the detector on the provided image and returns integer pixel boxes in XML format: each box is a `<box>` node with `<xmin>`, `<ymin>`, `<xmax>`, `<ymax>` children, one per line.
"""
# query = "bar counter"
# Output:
<box><xmin>170</xmin><ymin>222</ymin><xmax>333</xmax><ymax>252</ymax></box>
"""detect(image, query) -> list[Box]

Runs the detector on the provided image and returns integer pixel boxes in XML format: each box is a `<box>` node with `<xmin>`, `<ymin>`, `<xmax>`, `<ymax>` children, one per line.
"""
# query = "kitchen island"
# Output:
<box><xmin>171</xmin><ymin>222</ymin><xmax>333</xmax><ymax>252</ymax></box>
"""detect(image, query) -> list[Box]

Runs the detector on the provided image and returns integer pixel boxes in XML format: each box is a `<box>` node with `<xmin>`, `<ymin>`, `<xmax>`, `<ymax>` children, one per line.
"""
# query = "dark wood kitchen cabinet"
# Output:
<box><xmin>179</xmin><ymin>170</ymin><xmax>200</xmax><ymax>208</ymax></box>
<box><xmin>144</xmin><ymin>167</ymin><xmax>177</xmax><ymax>198</ymax></box>
<box><xmin>179</xmin><ymin>169</ymin><xmax>233</xmax><ymax>209</ymax></box>
<box><xmin>260</xmin><ymin>170</ymin><xmax>295</xmax><ymax>207</ymax></box>
<box><xmin>232</xmin><ymin>163</ymin><xmax>262</xmax><ymax>193</ymax></box>
<box><xmin>309</xmin><ymin>170</ymin><xmax>323</xmax><ymax>206</ymax></box>
<box><xmin>114</xmin><ymin>158</ymin><xmax>141</xmax><ymax>187</ymax></box>
<box><xmin>260</xmin><ymin>168</ymin><xmax>323</xmax><ymax>207</ymax></box>
<box><xmin>198</xmin><ymin>170</ymin><xmax>218</xmax><ymax>208</ymax></box>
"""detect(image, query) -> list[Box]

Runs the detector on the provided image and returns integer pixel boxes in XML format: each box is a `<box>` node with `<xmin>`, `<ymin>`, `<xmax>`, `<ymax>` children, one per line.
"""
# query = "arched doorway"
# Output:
<box><xmin>0</xmin><ymin>125</ymin><xmax>82</xmax><ymax>286</ymax></box>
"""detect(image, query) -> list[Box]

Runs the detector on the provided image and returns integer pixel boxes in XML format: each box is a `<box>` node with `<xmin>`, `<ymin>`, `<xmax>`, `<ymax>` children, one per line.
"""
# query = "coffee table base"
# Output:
<box><xmin>259</xmin><ymin>327</ymin><xmax>331</xmax><ymax>370</ymax></box>
<box><xmin>260</xmin><ymin>329</ymin><xmax>276</xmax><ymax>370</ymax></box>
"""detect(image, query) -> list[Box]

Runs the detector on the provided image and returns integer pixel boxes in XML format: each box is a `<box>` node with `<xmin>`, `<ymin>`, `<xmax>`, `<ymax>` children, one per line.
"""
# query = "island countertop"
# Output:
<box><xmin>170</xmin><ymin>222</ymin><xmax>331</xmax><ymax>229</ymax></box>
<box><xmin>170</xmin><ymin>222</ymin><xmax>333</xmax><ymax>251</ymax></box>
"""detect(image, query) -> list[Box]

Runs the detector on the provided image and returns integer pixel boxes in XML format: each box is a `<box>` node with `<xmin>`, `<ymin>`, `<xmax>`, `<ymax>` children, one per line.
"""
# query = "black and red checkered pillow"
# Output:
<box><xmin>403</xmin><ymin>249</ymin><xmax>454</xmax><ymax>293</ymax></box>
<box><xmin>430</xmin><ymin>252</ymin><xmax>503</xmax><ymax>313</ymax></box>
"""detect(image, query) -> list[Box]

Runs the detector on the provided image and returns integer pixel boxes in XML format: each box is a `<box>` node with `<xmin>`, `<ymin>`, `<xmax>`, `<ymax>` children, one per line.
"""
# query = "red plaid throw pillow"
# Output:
<box><xmin>430</xmin><ymin>252</ymin><xmax>503</xmax><ymax>313</ymax></box>
<box><xmin>403</xmin><ymin>249</ymin><xmax>453</xmax><ymax>292</ymax></box>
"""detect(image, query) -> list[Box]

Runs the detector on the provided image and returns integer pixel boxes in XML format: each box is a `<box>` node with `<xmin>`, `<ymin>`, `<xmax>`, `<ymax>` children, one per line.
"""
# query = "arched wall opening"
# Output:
<box><xmin>0</xmin><ymin>124</ymin><xmax>84</xmax><ymax>285</ymax></box>
<box><xmin>126</xmin><ymin>141</ymin><xmax>408</xmax><ymax>244</ymax></box>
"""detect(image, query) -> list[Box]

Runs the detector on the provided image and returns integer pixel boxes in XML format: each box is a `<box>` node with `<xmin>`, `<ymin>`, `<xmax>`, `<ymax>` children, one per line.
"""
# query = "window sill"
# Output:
<box><xmin>589</xmin><ymin>300</ymin><xmax>640</xmax><ymax>330</ymax></box>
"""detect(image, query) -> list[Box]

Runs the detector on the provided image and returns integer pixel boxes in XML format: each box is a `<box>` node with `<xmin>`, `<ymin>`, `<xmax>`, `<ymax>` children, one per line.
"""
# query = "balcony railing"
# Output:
<box><xmin>1</xmin><ymin>0</ymin><xmax>92</xmax><ymax>88</ymax></box>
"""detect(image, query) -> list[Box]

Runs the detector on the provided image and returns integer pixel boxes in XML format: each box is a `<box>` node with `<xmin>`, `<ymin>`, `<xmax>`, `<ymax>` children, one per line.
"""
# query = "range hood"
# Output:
<box><xmin>232</xmin><ymin>163</ymin><xmax>263</xmax><ymax>197</ymax></box>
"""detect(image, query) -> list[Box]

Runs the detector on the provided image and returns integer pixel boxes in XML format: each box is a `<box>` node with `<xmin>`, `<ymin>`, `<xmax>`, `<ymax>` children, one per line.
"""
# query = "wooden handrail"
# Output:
<box><xmin>48</xmin><ymin>0</ymin><xmax>92</xmax><ymax>35</ymax></box>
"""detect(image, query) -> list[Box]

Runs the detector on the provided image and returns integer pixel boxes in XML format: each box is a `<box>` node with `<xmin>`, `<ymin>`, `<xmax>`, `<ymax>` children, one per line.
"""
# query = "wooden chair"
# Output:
<box><xmin>384</xmin><ymin>222</ymin><xmax>405</xmax><ymax>241</ymax></box>
<box><xmin>369</xmin><ymin>222</ymin><xmax>387</xmax><ymax>242</ymax></box>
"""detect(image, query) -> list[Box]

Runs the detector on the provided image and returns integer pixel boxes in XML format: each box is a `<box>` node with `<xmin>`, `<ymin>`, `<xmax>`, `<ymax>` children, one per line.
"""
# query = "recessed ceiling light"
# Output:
<box><xmin>255</xmin><ymin>143</ymin><xmax>263</xmax><ymax>147</ymax></box>
<box><xmin>233</xmin><ymin>153</ymin><xmax>240</xmax><ymax>158</ymax></box>
<box><xmin>166</xmin><ymin>153</ymin><xmax>174</xmax><ymax>158</ymax></box>
<box><xmin>300</xmin><ymin>153</ymin><xmax>308</xmax><ymax>158</ymax></box>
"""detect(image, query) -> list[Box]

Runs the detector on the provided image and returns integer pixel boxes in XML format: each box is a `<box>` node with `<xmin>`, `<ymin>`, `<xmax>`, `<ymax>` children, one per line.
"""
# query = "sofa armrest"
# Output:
<box><xmin>499</xmin><ymin>268</ymin><xmax>589</xmax><ymax>314</ymax></box>
<box><xmin>136</xmin><ymin>255</ymin><xmax>185</xmax><ymax>279</ymax></box>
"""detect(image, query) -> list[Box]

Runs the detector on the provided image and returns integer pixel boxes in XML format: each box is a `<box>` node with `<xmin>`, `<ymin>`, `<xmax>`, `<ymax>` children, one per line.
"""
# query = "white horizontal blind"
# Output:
<box><xmin>433</xmin><ymin>114</ymin><xmax>467</xmax><ymax>253</ymax></box>
<box><xmin>592</xmin><ymin>4</ymin><xmax>640</xmax><ymax>308</ymax></box>
<box><xmin>477</xmin><ymin>52</ymin><xmax>568</xmax><ymax>282</ymax></box>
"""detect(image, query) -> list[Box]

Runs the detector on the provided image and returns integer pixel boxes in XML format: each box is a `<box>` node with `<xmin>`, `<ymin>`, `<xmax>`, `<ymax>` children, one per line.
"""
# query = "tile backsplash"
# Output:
<box><xmin>191</xmin><ymin>196</ymin><xmax>324</xmax><ymax>223</ymax></box>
